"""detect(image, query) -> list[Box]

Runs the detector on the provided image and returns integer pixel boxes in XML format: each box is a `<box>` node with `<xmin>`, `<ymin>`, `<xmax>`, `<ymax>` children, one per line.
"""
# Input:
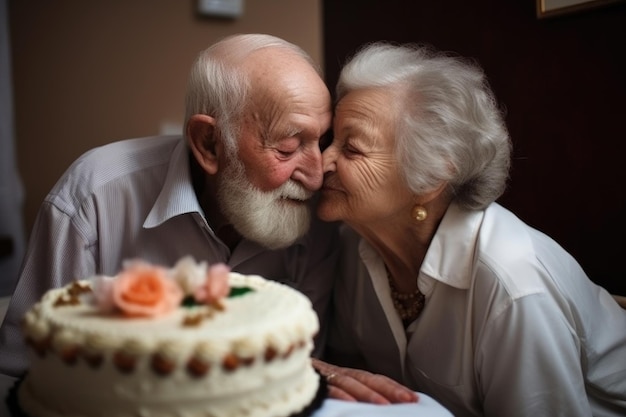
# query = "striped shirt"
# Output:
<box><xmin>0</xmin><ymin>135</ymin><xmax>339</xmax><ymax>376</ymax></box>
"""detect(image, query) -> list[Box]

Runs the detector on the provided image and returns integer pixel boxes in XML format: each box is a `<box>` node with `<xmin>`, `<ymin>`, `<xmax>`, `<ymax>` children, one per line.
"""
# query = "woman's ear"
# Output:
<box><xmin>187</xmin><ymin>114</ymin><xmax>220</xmax><ymax>174</ymax></box>
<box><xmin>419</xmin><ymin>181</ymin><xmax>451</xmax><ymax>205</ymax></box>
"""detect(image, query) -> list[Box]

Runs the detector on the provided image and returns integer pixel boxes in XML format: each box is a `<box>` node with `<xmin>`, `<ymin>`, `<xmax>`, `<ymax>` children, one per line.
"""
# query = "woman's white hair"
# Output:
<box><xmin>184</xmin><ymin>33</ymin><xmax>320</xmax><ymax>153</ymax></box>
<box><xmin>337</xmin><ymin>42</ymin><xmax>512</xmax><ymax>210</ymax></box>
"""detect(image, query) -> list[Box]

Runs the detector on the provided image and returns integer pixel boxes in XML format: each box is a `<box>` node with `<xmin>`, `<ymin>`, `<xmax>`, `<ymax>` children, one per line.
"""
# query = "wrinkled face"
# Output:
<box><xmin>318</xmin><ymin>88</ymin><xmax>414</xmax><ymax>227</ymax></box>
<box><xmin>236</xmin><ymin>50</ymin><xmax>332</xmax><ymax>194</ymax></box>
<box><xmin>217</xmin><ymin>50</ymin><xmax>332</xmax><ymax>248</ymax></box>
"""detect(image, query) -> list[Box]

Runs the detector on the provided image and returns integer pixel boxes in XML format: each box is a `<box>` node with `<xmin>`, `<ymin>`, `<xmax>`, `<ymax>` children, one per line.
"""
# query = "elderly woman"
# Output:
<box><xmin>313</xmin><ymin>42</ymin><xmax>626</xmax><ymax>417</ymax></box>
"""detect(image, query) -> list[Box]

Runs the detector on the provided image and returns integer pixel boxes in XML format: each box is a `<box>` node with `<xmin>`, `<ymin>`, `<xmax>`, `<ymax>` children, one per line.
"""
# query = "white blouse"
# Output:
<box><xmin>328</xmin><ymin>202</ymin><xmax>626</xmax><ymax>417</ymax></box>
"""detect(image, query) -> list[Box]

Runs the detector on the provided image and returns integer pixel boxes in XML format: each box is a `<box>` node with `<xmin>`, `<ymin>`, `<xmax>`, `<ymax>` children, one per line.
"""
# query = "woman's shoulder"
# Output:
<box><xmin>475</xmin><ymin>203</ymin><xmax>587</xmax><ymax>302</ymax></box>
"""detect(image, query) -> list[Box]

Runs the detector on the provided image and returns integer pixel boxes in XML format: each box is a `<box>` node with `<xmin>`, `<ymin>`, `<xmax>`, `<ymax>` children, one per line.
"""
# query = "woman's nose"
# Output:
<box><xmin>322</xmin><ymin>145</ymin><xmax>337</xmax><ymax>174</ymax></box>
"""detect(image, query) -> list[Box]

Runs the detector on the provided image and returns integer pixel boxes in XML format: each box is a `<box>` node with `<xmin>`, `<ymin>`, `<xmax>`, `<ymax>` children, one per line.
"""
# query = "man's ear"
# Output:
<box><xmin>187</xmin><ymin>114</ymin><xmax>220</xmax><ymax>175</ymax></box>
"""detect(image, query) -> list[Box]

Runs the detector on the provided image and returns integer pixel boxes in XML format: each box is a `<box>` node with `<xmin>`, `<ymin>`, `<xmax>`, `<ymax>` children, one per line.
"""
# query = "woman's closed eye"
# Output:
<box><xmin>342</xmin><ymin>142</ymin><xmax>363</xmax><ymax>158</ymax></box>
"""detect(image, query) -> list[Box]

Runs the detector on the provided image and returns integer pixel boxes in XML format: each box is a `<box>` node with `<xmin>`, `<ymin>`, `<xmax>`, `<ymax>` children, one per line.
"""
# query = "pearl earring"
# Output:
<box><xmin>412</xmin><ymin>205</ymin><xmax>427</xmax><ymax>222</ymax></box>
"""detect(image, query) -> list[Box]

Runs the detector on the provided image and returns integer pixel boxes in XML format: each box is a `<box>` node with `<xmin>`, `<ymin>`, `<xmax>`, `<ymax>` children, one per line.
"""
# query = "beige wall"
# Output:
<box><xmin>9</xmin><ymin>0</ymin><xmax>323</xmax><ymax>235</ymax></box>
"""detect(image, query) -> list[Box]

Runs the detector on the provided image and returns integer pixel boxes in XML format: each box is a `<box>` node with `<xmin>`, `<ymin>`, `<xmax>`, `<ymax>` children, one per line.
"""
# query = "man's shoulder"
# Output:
<box><xmin>46</xmin><ymin>135</ymin><xmax>186</xmax><ymax>212</ymax></box>
<box><xmin>63</xmin><ymin>135</ymin><xmax>181</xmax><ymax>179</ymax></box>
<box><xmin>75</xmin><ymin>135</ymin><xmax>182</xmax><ymax>170</ymax></box>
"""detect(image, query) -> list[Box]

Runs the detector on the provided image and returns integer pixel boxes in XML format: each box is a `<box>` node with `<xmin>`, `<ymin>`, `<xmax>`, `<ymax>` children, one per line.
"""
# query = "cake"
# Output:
<box><xmin>17</xmin><ymin>257</ymin><xmax>321</xmax><ymax>417</ymax></box>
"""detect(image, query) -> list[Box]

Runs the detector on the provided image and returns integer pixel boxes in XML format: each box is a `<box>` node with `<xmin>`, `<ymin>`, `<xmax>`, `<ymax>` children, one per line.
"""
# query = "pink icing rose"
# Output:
<box><xmin>194</xmin><ymin>263</ymin><xmax>230</xmax><ymax>304</ymax></box>
<box><xmin>112</xmin><ymin>261</ymin><xmax>183</xmax><ymax>317</ymax></box>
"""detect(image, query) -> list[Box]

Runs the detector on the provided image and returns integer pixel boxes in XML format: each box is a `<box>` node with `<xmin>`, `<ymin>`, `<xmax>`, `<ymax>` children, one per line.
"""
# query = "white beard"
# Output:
<box><xmin>217</xmin><ymin>157</ymin><xmax>313</xmax><ymax>250</ymax></box>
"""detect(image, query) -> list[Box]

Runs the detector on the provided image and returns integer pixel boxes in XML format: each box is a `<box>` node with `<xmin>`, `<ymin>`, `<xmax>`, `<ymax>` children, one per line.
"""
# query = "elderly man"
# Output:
<box><xmin>0</xmin><ymin>33</ymin><xmax>339</xmax><ymax>377</ymax></box>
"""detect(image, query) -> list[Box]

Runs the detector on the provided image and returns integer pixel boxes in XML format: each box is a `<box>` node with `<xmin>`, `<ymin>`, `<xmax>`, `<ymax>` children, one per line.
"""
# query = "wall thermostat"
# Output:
<box><xmin>197</xmin><ymin>0</ymin><xmax>244</xmax><ymax>18</ymax></box>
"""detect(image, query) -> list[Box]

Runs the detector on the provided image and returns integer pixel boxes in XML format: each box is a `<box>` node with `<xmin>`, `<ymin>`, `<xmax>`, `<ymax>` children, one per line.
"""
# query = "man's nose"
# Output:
<box><xmin>291</xmin><ymin>147</ymin><xmax>323</xmax><ymax>190</ymax></box>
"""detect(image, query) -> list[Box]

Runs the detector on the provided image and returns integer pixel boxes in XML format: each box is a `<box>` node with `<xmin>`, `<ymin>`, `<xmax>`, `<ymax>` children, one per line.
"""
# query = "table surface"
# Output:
<box><xmin>1</xmin><ymin>373</ymin><xmax>453</xmax><ymax>417</ymax></box>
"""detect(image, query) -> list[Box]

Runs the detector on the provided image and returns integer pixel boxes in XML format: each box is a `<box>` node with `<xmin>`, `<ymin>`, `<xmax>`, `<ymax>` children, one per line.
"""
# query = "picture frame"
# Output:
<box><xmin>536</xmin><ymin>0</ymin><xmax>624</xmax><ymax>18</ymax></box>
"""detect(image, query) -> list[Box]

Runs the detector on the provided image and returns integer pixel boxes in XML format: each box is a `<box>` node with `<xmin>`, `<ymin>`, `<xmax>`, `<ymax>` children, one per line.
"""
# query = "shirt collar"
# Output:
<box><xmin>420</xmin><ymin>202</ymin><xmax>484</xmax><ymax>289</ymax></box>
<box><xmin>144</xmin><ymin>140</ymin><xmax>203</xmax><ymax>228</ymax></box>
<box><xmin>357</xmin><ymin>202</ymin><xmax>484</xmax><ymax>291</ymax></box>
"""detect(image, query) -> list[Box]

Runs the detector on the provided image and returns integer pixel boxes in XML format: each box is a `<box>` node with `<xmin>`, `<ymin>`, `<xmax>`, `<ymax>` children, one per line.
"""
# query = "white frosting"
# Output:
<box><xmin>20</xmin><ymin>272</ymin><xmax>320</xmax><ymax>417</ymax></box>
<box><xmin>170</xmin><ymin>256</ymin><xmax>209</xmax><ymax>295</ymax></box>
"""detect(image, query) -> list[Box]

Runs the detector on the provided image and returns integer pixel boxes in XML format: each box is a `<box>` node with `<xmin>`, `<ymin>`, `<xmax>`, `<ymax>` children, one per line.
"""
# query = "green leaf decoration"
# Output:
<box><xmin>181</xmin><ymin>295</ymin><xmax>198</xmax><ymax>307</ymax></box>
<box><xmin>180</xmin><ymin>286</ymin><xmax>254</xmax><ymax>308</ymax></box>
<box><xmin>229</xmin><ymin>286</ymin><xmax>254</xmax><ymax>298</ymax></box>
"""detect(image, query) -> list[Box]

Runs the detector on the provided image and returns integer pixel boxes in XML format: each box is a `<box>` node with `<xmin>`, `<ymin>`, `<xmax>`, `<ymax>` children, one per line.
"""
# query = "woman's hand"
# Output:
<box><xmin>312</xmin><ymin>358</ymin><xmax>419</xmax><ymax>405</ymax></box>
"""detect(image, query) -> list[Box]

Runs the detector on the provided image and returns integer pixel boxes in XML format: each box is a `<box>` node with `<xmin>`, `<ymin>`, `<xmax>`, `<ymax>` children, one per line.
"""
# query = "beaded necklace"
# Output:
<box><xmin>386</xmin><ymin>269</ymin><xmax>425</xmax><ymax>325</ymax></box>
